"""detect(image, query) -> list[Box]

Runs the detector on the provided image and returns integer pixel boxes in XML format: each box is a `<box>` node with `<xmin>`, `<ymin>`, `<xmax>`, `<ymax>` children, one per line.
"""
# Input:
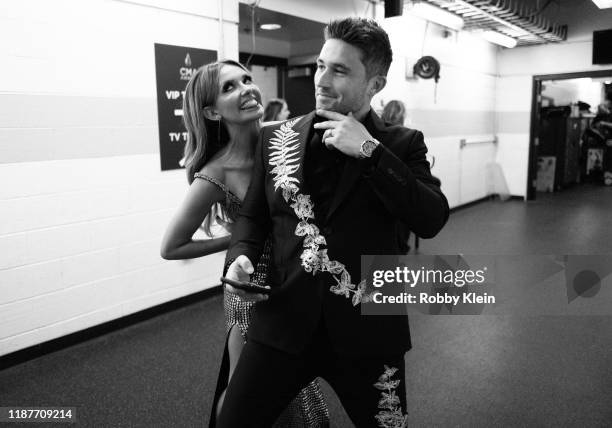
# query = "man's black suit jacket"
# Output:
<box><xmin>227</xmin><ymin>110</ymin><xmax>449</xmax><ymax>357</ymax></box>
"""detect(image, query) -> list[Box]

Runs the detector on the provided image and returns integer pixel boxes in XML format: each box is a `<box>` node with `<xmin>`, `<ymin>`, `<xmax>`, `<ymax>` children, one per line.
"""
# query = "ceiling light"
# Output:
<box><xmin>592</xmin><ymin>0</ymin><xmax>612</xmax><ymax>9</ymax></box>
<box><xmin>404</xmin><ymin>1</ymin><xmax>464</xmax><ymax>31</ymax></box>
<box><xmin>259</xmin><ymin>23</ymin><xmax>281</xmax><ymax>30</ymax></box>
<box><xmin>480</xmin><ymin>30</ymin><xmax>517</xmax><ymax>48</ymax></box>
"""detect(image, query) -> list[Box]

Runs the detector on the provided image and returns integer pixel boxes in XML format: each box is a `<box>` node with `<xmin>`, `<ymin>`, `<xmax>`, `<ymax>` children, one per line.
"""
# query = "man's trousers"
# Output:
<box><xmin>217</xmin><ymin>318</ymin><xmax>408</xmax><ymax>428</ymax></box>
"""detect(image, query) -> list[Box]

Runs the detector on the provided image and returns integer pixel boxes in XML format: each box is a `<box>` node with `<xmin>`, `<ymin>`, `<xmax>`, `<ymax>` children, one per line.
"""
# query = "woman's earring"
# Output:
<box><xmin>217</xmin><ymin>118</ymin><xmax>221</xmax><ymax>141</ymax></box>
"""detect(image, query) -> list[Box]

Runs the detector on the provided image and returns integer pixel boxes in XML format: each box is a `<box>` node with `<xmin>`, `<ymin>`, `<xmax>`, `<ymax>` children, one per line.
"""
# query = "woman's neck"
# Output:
<box><xmin>220</xmin><ymin>120</ymin><xmax>260</xmax><ymax>164</ymax></box>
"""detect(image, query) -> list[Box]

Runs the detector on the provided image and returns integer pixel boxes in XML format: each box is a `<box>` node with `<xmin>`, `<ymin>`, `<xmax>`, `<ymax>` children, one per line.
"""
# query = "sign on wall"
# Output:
<box><xmin>154</xmin><ymin>43</ymin><xmax>217</xmax><ymax>171</ymax></box>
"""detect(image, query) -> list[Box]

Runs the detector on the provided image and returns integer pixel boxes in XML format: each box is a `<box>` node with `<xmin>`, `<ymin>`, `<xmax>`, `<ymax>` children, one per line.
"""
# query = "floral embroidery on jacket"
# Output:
<box><xmin>268</xmin><ymin>118</ymin><xmax>373</xmax><ymax>305</ymax></box>
<box><xmin>374</xmin><ymin>365</ymin><xmax>408</xmax><ymax>428</ymax></box>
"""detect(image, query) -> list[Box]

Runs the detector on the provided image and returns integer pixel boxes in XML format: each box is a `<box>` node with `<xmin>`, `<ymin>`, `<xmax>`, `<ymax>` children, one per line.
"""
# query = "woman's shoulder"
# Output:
<box><xmin>192</xmin><ymin>162</ymin><xmax>228</xmax><ymax>195</ymax></box>
<box><xmin>196</xmin><ymin>160</ymin><xmax>225</xmax><ymax>181</ymax></box>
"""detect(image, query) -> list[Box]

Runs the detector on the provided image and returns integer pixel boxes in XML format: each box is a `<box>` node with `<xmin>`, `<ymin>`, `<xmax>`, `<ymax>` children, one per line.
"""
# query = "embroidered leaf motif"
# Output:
<box><xmin>281</xmin><ymin>184</ymin><xmax>299</xmax><ymax>202</ymax></box>
<box><xmin>324</xmin><ymin>260</ymin><xmax>345</xmax><ymax>274</ymax></box>
<box><xmin>304</xmin><ymin>234</ymin><xmax>326</xmax><ymax>249</ymax></box>
<box><xmin>330</xmin><ymin>282</ymin><xmax>351</xmax><ymax>298</ymax></box>
<box><xmin>295</xmin><ymin>221</ymin><xmax>315</xmax><ymax>236</ymax></box>
<box><xmin>340</xmin><ymin>270</ymin><xmax>353</xmax><ymax>287</ymax></box>
<box><xmin>300</xmin><ymin>248</ymin><xmax>320</xmax><ymax>273</ymax></box>
<box><xmin>290</xmin><ymin>194</ymin><xmax>315</xmax><ymax>220</ymax></box>
<box><xmin>374</xmin><ymin>366</ymin><xmax>408</xmax><ymax>428</ymax></box>
<box><xmin>383</xmin><ymin>365</ymin><xmax>399</xmax><ymax>379</ymax></box>
<box><xmin>378</xmin><ymin>391</ymin><xmax>400</xmax><ymax>409</ymax></box>
<box><xmin>374</xmin><ymin>411</ymin><xmax>407</xmax><ymax>428</ymax></box>
<box><xmin>352</xmin><ymin>280</ymin><xmax>367</xmax><ymax>306</ymax></box>
<box><xmin>267</xmin><ymin>117</ymin><xmax>370</xmax><ymax>306</ymax></box>
<box><xmin>374</xmin><ymin>380</ymin><xmax>401</xmax><ymax>391</ymax></box>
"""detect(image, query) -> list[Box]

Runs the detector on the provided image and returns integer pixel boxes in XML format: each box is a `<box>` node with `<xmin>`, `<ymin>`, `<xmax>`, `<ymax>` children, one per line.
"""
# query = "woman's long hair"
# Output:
<box><xmin>263</xmin><ymin>98</ymin><xmax>285</xmax><ymax>121</ymax></box>
<box><xmin>182</xmin><ymin>59</ymin><xmax>248</xmax><ymax>236</ymax></box>
<box><xmin>381</xmin><ymin>100</ymin><xmax>406</xmax><ymax>126</ymax></box>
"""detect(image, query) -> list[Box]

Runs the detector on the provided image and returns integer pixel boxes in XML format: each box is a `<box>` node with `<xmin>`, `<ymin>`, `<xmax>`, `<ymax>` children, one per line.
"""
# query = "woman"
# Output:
<box><xmin>263</xmin><ymin>98</ymin><xmax>291</xmax><ymax>122</ymax></box>
<box><xmin>161</xmin><ymin>60</ymin><xmax>329</xmax><ymax>427</ymax></box>
<box><xmin>381</xmin><ymin>99</ymin><xmax>406</xmax><ymax>126</ymax></box>
<box><xmin>382</xmin><ymin>100</ymin><xmax>410</xmax><ymax>253</ymax></box>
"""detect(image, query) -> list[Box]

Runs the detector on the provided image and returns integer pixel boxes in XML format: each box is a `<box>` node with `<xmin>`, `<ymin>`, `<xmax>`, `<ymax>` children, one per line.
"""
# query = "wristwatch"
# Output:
<box><xmin>359</xmin><ymin>138</ymin><xmax>380</xmax><ymax>158</ymax></box>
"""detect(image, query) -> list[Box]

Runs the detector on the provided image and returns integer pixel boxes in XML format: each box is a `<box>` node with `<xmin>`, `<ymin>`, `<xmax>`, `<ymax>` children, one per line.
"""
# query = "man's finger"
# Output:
<box><xmin>316</xmin><ymin>109</ymin><xmax>346</xmax><ymax>120</ymax></box>
<box><xmin>313</xmin><ymin>120</ymin><xmax>339</xmax><ymax>130</ymax></box>
<box><xmin>236</xmin><ymin>255</ymin><xmax>254</xmax><ymax>275</ymax></box>
<box><xmin>323</xmin><ymin>136</ymin><xmax>337</xmax><ymax>149</ymax></box>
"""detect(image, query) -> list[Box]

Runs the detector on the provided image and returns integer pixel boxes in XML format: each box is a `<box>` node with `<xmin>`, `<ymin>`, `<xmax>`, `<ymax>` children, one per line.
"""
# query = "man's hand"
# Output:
<box><xmin>225</xmin><ymin>255</ymin><xmax>269</xmax><ymax>302</ymax></box>
<box><xmin>314</xmin><ymin>109</ymin><xmax>372</xmax><ymax>158</ymax></box>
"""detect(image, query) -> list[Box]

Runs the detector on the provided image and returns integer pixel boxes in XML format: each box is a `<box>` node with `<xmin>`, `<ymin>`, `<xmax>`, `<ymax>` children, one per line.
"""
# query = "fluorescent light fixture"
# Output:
<box><xmin>404</xmin><ymin>1</ymin><xmax>464</xmax><ymax>31</ymax></box>
<box><xmin>481</xmin><ymin>30</ymin><xmax>517</xmax><ymax>48</ymax></box>
<box><xmin>259</xmin><ymin>23</ymin><xmax>281</xmax><ymax>30</ymax></box>
<box><xmin>592</xmin><ymin>0</ymin><xmax>612</xmax><ymax>9</ymax></box>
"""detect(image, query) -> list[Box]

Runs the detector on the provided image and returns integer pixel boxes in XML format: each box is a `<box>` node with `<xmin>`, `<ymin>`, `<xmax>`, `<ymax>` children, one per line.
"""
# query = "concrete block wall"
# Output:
<box><xmin>0</xmin><ymin>0</ymin><xmax>238</xmax><ymax>356</ymax></box>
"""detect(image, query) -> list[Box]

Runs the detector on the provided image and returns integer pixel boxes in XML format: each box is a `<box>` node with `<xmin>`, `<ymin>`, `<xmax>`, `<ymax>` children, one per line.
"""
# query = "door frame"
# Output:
<box><xmin>527</xmin><ymin>68</ymin><xmax>612</xmax><ymax>200</ymax></box>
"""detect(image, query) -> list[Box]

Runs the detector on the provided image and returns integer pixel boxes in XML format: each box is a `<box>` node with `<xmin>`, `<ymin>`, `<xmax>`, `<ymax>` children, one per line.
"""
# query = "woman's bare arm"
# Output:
<box><xmin>161</xmin><ymin>170</ymin><xmax>231</xmax><ymax>260</ymax></box>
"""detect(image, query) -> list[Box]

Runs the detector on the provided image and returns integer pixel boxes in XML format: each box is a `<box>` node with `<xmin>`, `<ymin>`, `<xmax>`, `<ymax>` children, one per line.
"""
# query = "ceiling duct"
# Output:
<box><xmin>411</xmin><ymin>0</ymin><xmax>567</xmax><ymax>46</ymax></box>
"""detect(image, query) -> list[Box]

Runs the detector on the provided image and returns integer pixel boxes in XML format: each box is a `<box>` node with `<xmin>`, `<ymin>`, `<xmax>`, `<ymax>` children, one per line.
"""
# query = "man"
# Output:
<box><xmin>218</xmin><ymin>18</ymin><xmax>449</xmax><ymax>427</ymax></box>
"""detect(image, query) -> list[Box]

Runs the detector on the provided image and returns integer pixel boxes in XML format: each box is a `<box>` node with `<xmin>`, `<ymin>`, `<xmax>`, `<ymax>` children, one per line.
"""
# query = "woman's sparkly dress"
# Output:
<box><xmin>195</xmin><ymin>173</ymin><xmax>329</xmax><ymax>427</ymax></box>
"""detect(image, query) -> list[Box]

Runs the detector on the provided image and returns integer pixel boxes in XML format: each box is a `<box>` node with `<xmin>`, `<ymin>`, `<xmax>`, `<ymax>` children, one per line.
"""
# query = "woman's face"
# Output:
<box><xmin>278</xmin><ymin>102</ymin><xmax>290</xmax><ymax>120</ymax></box>
<box><xmin>214</xmin><ymin>65</ymin><xmax>263</xmax><ymax>124</ymax></box>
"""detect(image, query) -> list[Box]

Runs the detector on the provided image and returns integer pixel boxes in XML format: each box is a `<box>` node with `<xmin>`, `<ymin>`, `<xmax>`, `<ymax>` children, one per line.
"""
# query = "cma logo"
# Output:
<box><xmin>180</xmin><ymin>52</ymin><xmax>197</xmax><ymax>81</ymax></box>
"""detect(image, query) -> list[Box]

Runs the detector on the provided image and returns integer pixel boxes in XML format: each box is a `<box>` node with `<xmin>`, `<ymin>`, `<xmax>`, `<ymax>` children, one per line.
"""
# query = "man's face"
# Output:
<box><xmin>314</xmin><ymin>39</ymin><xmax>372</xmax><ymax>115</ymax></box>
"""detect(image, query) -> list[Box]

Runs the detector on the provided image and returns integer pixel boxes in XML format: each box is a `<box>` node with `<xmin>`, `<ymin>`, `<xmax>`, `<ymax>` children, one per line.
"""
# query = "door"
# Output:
<box><xmin>527</xmin><ymin>79</ymin><xmax>543</xmax><ymax>200</ymax></box>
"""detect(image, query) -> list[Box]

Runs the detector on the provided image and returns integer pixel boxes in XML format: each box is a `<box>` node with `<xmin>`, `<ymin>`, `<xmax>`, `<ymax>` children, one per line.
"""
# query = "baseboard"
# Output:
<box><xmin>450</xmin><ymin>194</ymin><xmax>524</xmax><ymax>213</ymax></box>
<box><xmin>0</xmin><ymin>285</ymin><xmax>223</xmax><ymax>371</ymax></box>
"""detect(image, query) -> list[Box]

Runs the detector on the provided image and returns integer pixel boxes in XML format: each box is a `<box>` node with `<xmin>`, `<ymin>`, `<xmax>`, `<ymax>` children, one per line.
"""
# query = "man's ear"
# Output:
<box><xmin>368</xmin><ymin>75</ymin><xmax>387</xmax><ymax>97</ymax></box>
<box><xmin>203</xmin><ymin>106</ymin><xmax>221</xmax><ymax>121</ymax></box>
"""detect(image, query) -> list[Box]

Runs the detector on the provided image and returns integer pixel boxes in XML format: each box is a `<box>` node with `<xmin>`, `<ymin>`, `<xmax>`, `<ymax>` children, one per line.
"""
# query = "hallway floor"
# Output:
<box><xmin>1</xmin><ymin>184</ymin><xmax>611</xmax><ymax>427</ymax></box>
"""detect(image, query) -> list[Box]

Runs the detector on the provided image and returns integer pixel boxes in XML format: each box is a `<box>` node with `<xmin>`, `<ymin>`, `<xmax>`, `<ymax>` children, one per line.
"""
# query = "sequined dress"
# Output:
<box><xmin>195</xmin><ymin>173</ymin><xmax>329</xmax><ymax>428</ymax></box>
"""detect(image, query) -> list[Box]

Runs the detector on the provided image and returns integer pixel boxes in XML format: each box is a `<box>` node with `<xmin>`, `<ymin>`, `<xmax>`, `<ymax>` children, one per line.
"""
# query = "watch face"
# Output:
<box><xmin>360</xmin><ymin>139</ymin><xmax>379</xmax><ymax>158</ymax></box>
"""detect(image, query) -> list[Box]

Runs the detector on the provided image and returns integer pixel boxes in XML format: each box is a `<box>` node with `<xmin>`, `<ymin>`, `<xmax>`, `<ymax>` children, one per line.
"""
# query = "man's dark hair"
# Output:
<box><xmin>324</xmin><ymin>17</ymin><xmax>393</xmax><ymax>78</ymax></box>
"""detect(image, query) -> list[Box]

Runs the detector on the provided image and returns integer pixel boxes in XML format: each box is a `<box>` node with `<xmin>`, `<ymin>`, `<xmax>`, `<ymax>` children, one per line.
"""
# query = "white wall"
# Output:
<box><xmin>376</xmin><ymin>15</ymin><xmax>499</xmax><ymax>208</ymax></box>
<box><xmin>0</xmin><ymin>0</ymin><xmax>238</xmax><ymax>356</ymax></box>
<box><xmin>495</xmin><ymin>1</ymin><xmax>612</xmax><ymax>197</ymax></box>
